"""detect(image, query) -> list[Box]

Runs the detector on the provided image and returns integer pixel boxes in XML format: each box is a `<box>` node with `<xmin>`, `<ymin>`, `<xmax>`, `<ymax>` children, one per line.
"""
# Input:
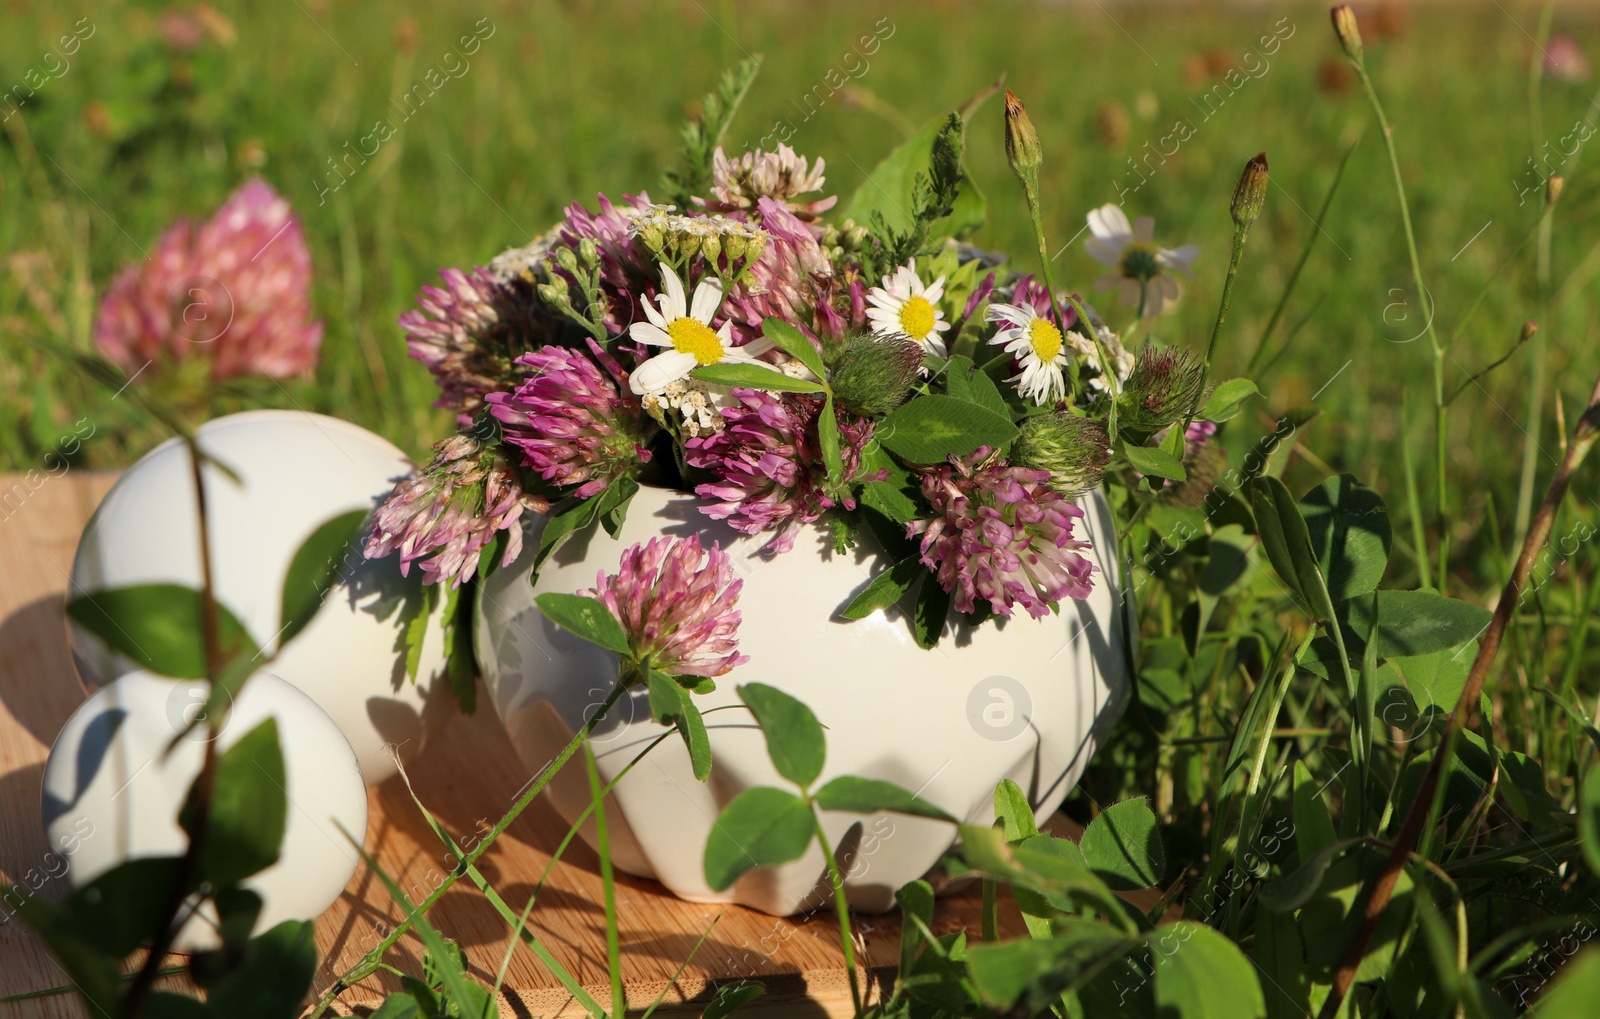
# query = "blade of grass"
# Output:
<box><xmin>585</xmin><ymin>742</ymin><xmax>626</xmax><ymax>1019</ymax></box>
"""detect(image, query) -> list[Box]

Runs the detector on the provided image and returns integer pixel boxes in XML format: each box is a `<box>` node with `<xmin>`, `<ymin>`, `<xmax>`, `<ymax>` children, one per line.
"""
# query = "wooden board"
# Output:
<box><xmin>0</xmin><ymin>471</ymin><xmax>1022</xmax><ymax>1018</ymax></box>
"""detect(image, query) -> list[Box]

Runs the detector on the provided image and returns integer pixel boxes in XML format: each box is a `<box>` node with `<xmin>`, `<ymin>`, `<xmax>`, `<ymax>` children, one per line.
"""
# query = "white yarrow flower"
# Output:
<box><xmin>627</xmin><ymin>261</ymin><xmax>776</xmax><ymax>396</ymax></box>
<box><xmin>985</xmin><ymin>302</ymin><xmax>1069</xmax><ymax>406</ymax></box>
<box><xmin>1084</xmin><ymin>204</ymin><xmax>1199</xmax><ymax>317</ymax></box>
<box><xmin>865</xmin><ymin>259</ymin><xmax>951</xmax><ymax>357</ymax></box>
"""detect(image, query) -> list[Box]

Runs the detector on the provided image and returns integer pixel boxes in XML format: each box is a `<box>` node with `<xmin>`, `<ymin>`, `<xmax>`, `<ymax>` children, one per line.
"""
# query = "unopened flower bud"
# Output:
<box><xmin>1230</xmin><ymin>152</ymin><xmax>1269</xmax><ymax>229</ymax></box>
<box><xmin>1547</xmin><ymin>175</ymin><xmax>1565</xmax><ymax>207</ymax></box>
<box><xmin>1012</xmin><ymin>414</ymin><xmax>1111</xmax><ymax>496</ymax></box>
<box><xmin>746</xmin><ymin>232</ymin><xmax>767</xmax><ymax>263</ymax></box>
<box><xmin>1331</xmin><ymin>5</ymin><xmax>1363</xmax><ymax>60</ymax></box>
<box><xmin>537</xmin><ymin>282</ymin><xmax>571</xmax><ymax>308</ymax></box>
<box><xmin>554</xmin><ymin>246</ymin><xmax>579</xmax><ymax>273</ymax></box>
<box><xmin>700</xmin><ymin>232</ymin><xmax>722</xmax><ymax>264</ymax></box>
<box><xmin>1120</xmin><ymin>344</ymin><xmax>1209</xmax><ymax>432</ymax></box>
<box><xmin>1520</xmin><ymin>321</ymin><xmax>1539</xmax><ymax>344</ymax></box>
<box><xmin>578</xmin><ymin>238</ymin><xmax>599</xmax><ymax>265</ymax></box>
<box><xmin>724</xmin><ymin>233</ymin><xmax>747</xmax><ymax>262</ymax></box>
<box><xmin>1004</xmin><ymin>88</ymin><xmax>1043</xmax><ymax>186</ymax></box>
<box><xmin>828</xmin><ymin>335</ymin><xmax>924</xmax><ymax>417</ymax></box>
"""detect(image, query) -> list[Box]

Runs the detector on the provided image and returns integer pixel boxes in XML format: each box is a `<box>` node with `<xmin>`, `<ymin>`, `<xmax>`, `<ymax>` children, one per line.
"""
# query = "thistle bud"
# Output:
<box><xmin>1012</xmin><ymin>414</ymin><xmax>1112</xmax><ymax>496</ymax></box>
<box><xmin>1331</xmin><ymin>5</ymin><xmax>1363</xmax><ymax>60</ymax></box>
<box><xmin>1004</xmin><ymin>88</ymin><xmax>1043</xmax><ymax>186</ymax></box>
<box><xmin>828</xmin><ymin>335</ymin><xmax>924</xmax><ymax>417</ymax></box>
<box><xmin>1230</xmin><ymin>152</ymin><xmax>1269</xmax><ymax>229</ymax></box>
<box><xmin>1120</xmin><ymin>344</ymin><xmax>1209</xmax><ymax>432</ymax></box>
<box><xmin>1547</xmin><ymin>174</ymin><xmax>1565</xmax><ymax>207</ymax></box>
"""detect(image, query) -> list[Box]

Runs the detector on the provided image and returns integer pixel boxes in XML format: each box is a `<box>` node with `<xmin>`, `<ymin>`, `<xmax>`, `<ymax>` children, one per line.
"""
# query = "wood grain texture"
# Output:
<box><xmin>0</xmin><ymin>471</ymin><xmax>1021</xmax><ymax>1018</ymax></box>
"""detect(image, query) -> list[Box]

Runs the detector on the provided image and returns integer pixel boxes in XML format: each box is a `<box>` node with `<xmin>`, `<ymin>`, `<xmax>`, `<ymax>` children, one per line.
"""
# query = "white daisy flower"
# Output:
<box><xmin>1084</xmin><ymin>204</ymin><xmax>1199</xmax><ymax>317</ymax></box>
<box><xmin>865</xmin><ymin>259</ymin><xmax>951</xmax><ymax>357</ymax></box>
<box><xmin>985</xmin><ymin>302</ymin><xmax>1069</xmax><ymax>406</ymax></box>
<box><xmin>627</xmin><ymin>261</ymin><xmax>776</xmax><ymax>396</ymax></box>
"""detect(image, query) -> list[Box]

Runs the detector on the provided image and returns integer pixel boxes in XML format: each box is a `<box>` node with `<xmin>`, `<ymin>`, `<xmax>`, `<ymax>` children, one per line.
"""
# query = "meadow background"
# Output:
<box><xmin>7</xmin><ymin>0</ymin><xmax>1600</xmax><ymax>604</ymax></box>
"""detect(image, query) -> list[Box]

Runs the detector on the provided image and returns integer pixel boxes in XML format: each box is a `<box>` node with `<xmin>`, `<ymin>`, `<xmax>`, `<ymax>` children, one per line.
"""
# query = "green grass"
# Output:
<box><xmin>5</xmin><ymin>1</ymin><xmax>1599</xmax><ymax>503</ymax></box>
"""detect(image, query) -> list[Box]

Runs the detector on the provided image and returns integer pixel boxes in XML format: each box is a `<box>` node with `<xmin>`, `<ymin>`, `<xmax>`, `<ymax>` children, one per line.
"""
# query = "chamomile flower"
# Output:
<box><xmin>1084</xmin><ymin>204</ymin><xmax>1199</xmax><ymax>317</ymax></box>
<box><xmin>627</xmin><ymin>261</ymin><xmax>775</xmax><ymax>397</ymax></box>
<box><xmin>986</xmin><ymin>302</ymin><xmax>1070</xmax><ymax>406</ymax></box>
<box><xmin>865</xmin><ymin>260</ymin><xmax>951</xmax><ymax>357</ymax></box>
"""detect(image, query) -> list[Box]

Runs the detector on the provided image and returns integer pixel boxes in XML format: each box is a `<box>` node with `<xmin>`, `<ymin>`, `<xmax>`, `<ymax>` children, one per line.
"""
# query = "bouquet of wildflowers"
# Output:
<box><xmin>365</xmin><ymin>64</ymin><xmax>1264</xmax><ymax>653</ymax></box>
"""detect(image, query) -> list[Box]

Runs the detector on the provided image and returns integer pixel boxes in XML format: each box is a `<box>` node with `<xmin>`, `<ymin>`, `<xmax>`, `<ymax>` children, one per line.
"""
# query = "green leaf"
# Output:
<box><xmin>67</xmin><ymin>583</ymin><xmax>260</xmax><ymax>679</ymax></box>
<box><xmin>181</xmin><ymin>718</ymin><xmax>287</xmax><ymax>886</ymax></box>
<box><xmin>703</xmin><ymin>787</ymin><xmax>816</xmax><ymax>891</ymax></box>
<box><xmin>761</xmin><ymin>318</ymin><xmax>826</xmax><ymax>380</ymax></box>
<box><xmin>966</xmin><ymin>922</ymin><xmax>1134</xmax><ymax>1012</ymax></box>
<box><xmin>1247</xmin><ymin>475</ymin><xmax>1336</xmax><ymax>621</ymax></box>
<box><xmin>896</xmin><ymin>880</ymin><xmax>936</xmax><ymax>975</ymax></box>
<box><xmin>944</xmin><ymin>354</ymin><xmax>1009</xmax><ymax>418</ymax></box>
<box><xmin>1299</xmin><ymin>474</ymin><xmax>1391</xmax><ymax>603</ymax></box>
<box><xmin>535</xmin><ymin>592</ymin><xmax>631</xmax><ymax>656</ymax></box>
<box><xmin>912</xmin><ymin>573</ymin><xmax>950</xmax><ymax>649</ymax></box>
<box><xmin>1342</xmin><ymin>591</ymin><xmax>1492</xmax><ymax>658</ymax></box>
<box><xmin>278</xmin><ymin>509</ymin><xmax>369</xmax><ymax>648</ymax></box>
<box><xmin>845</xmin><ymin>108</ymin><xmax>988</xmax><ymax>242</ymax></box>
<box><xmin>703</xmin><ymin>981</ymin><xmax>765</xmax><ymax>1019</ymax></box>
<box><xmin>1580</xmin><ymin>768</ymin><xmax>1600</xmax><ymax>877</ymax></box>
<box><xmin>647</xmin><ymin>671</ymin><xmax>712</xmax><ymax>781</ymax></box>
<box><xmin>201</xmin><ymin>921</ymin><xmax>319</xmax><ymax>1019</ymax></box>
<box><xmin>532</xmin><ymin>495</ymin><xmax>603</xmax><ymax>580</ymax></box>
<box><xmin>738</xmin><ymin>683</ymin><xmax>826</xmax><ymax>787</ymax></box>
<box><xmin>59</xmin><ymin>856</ymin><xmax>192</xmax><ymax>956</ymax></box>
<box><xmin>368</xmin><ymin>995</ymin><xmax>425</xmax><ymax>1019</ymax></box>
<box><xmin>1153</xmin><ymin>923</ymin><xmax>1266</xmax><ymax>1019</ymax></box>
<box><xmin>1079</xmin><ymin>798</ymin><xmax>1165</xmax><ymax>890</ymax></box>
<box><xmin>818</xmin><ymin>397</ymin><xmax>845</xmax><ymax>484</ymax></box>
<box><xmin>1534</xmin><ymin>946</ymin><xmax>1600</xmax><ymax>1016</ymax></box>
<box><xmin>993</xmin><ymin>779</ymin><xmax>1040</xmax><ymax>842</ymax></box>
<box><xmin>841</xmin><ymin>558</ymin><xmax>925</xmax><ymax>620</ymax></box>
<box><xmin>1200</xmin><ymin>378</ymin><xmax>1261</xmax><ymax>422</ymax></box>
<box><xmin>597</xmin><ymin>474</ymin><xmax>640</xmax><ymax>539</ymax></box>
<box><xmin>143</xmin><ymin>994</ymin><xmax>218</xmax><ymax>1018</ymax></box>
<box><xmin>858</xmin><ymin>479</ymin><xmax>920</xmax><ymax>525</ymax></box>
<box><xmin>1253</xmin><ymin>907</ymin><xmax>1311</xmax><ymax>1019</ymax></box>
<box><xmin>877</xmin><ymin>395</ymin><xmax>1018</xmax><ymax>464</ymax></box>
<box><xmin>1124</xmin><ymin>443</ymin><xmax>1187</xmax><ymax>482</ymax></box>
<box><xmin>691</xmin><ymin>362</ymin><xmax>825</xmax><ymax>393</ymax></box>
<box><xmin>661</xmin><ymin>56</ymin><xmax>763</xmax><ymax>206</ymax></box>
<box><xmin>1291</xmin><ymin>760</ymin><xmax>1338</xmax><ymax>865</ymax></box>
<box><xmin>815</xmin><ymin>776</ymin><xmax>956</xmax><ymax>821</ymax></box>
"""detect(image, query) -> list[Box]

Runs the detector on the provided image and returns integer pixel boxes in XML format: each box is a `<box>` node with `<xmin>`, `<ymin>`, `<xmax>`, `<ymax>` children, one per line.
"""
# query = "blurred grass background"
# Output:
<box><xmin>5</xmin><ymin>0</ymin><xmax>1600</xmax><ymax>593</ymax></box>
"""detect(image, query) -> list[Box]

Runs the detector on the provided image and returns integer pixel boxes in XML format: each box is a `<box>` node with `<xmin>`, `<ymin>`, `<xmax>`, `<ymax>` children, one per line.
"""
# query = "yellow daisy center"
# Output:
<box><xmin>667</xmin><ymin>317</ymin><xmax>725</xmax><ymax>365</ymax></box>
<box><xmin>898</xmin><ymin>295</ymin><xmax>936</xmax><ymax>340</ymax></box>
<box><xmin>1027</xmin><ymin>317</ymin><xmax>1063</xmax><ymax>362</ymax></box>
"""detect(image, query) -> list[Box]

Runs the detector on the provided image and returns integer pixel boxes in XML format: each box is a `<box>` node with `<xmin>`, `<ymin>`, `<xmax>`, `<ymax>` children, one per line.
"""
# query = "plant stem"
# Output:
<box><xmin>1349</xmin><ymin>47</ymin><xmax>1449</xmax><ymax>592</ymax></box>
<box><xmin>1246</xmin><ymin>136</ymin><xmax>1359</xmax><ymax>375</ymax></box>
<box><xmin>124</xmin><ymin>438</ymin><xmax>224</xmax><ymax>1018</ymax></box>
<box><xmin>585</xmin><ymin>743</ymin><xmax>626</xmax><ymax>1019</ymax></box>
<box><xmin>1318</xmin><ymin>367</ymin><xmax>1600</xmax><ymax>1018</ymax></box>
<box><xmin>813</xmin><ymin>809</ymin><xmax>863</xmax><ymax>1016</ymax></box>
<box><xmin>310</xmin><ymin>681</ymin><xmax>629</xmax><ymax>1016</ymax></box>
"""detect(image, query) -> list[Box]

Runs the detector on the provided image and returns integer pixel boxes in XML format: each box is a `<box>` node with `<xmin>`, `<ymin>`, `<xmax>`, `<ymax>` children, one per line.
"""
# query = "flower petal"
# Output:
<box><xmin>629</xmin><ymin>349</ymin><xmax>699</xmax><ymax>395</ymax></box>
<box><xmin>1084</xmin><ymin>236</ymin><xmax>1126</xmax><ymax>266</ymax></box>
<box><xmin>1088</xmin><ymin>204</ymin><xmax>1131</xmax><ymax>241</ymax></box>
<box><xmin>1160</xmin><ymin>244</ymin><xmax>1201</xmax><ymax>277</ymax></box>
<box><xmin>657</xmin><ymin>261</ymin><xmax>688</xmax><ymax>321</ymax></box>
<box><xmin>691</xmin><ymin>276</ymin><xmax>725</xmax><ymax>323</ymax></box>
<box><xmin>629</xmin><ymin>321</ymin><xmax>675</xmax><ymax>348</ymax></box>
